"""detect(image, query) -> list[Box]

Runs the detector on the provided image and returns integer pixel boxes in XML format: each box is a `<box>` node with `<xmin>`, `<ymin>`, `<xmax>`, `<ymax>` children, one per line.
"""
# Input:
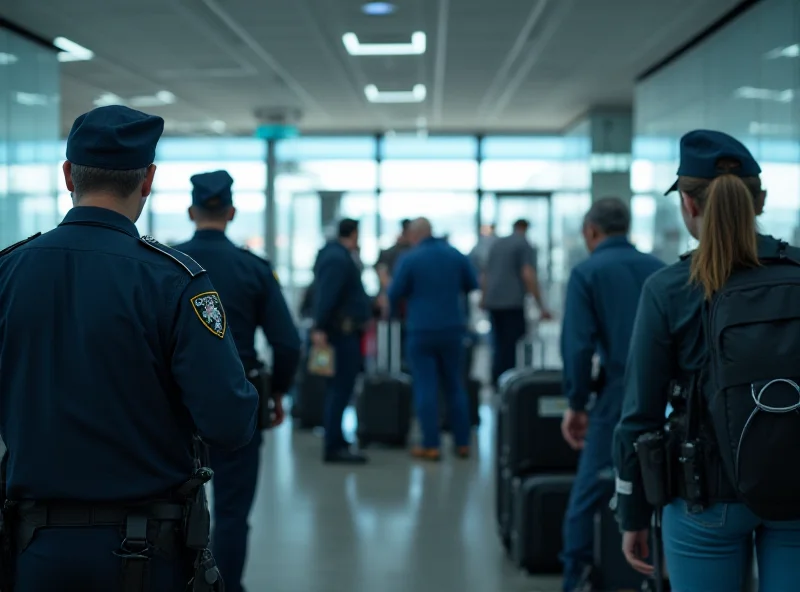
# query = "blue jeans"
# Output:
<box><xmin>210</xmin><ymin>430</ymin><xmax>263</xmax><ymax>592</ymax></box>
<box><xmin>663</xmin><ymin>500</ymin><xmax>800</xmax><ymax>592</ymax></box>
<box><xmin>406</xmin><ymin>329</ymin><xmax>471</xmax><ymax>449</ymax></box>
<box><xmin>324</xmin><ymin>333</ymin><xmax>361</xmax><ymax>452</ymax></box>
<box><xmin>561</xmin><ymin>418</ymin><xmax>615</xmax><ymax>591</ymax></box>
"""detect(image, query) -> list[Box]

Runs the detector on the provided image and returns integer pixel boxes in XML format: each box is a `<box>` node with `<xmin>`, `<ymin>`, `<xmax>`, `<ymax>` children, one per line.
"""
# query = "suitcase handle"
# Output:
<box><xmin>377</xmin><ymin>320</ymin><xmax>402</xmax><ymax>373</ymax></box>
<box><xmin>515</xmin><ymin>333</ymin><xmax>546</xmax><ymax>369</ymax></box>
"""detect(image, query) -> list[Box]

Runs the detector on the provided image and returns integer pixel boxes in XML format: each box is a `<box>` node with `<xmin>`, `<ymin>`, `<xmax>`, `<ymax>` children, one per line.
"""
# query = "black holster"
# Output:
<box><xmin>635</xmin><ymin>431</ymin><xmax>672</xmax><ymax>509</ymax></box>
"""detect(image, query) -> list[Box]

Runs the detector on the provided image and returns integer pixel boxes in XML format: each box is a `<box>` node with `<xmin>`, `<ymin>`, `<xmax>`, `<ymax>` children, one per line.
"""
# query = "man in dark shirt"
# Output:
<box><xmin>559</xmin><ymin>198</ymin><xmax>664</xmax><ymax>592</ymax></box>
<box><xmin>312</xmin><ymin>219</ymin><xmax>372</xmax><ymax>464</ymax></box>
<box><xmin>174</xmin><ymin>170</ymin><xmax>301</xmax><ymax>592</ymax></box>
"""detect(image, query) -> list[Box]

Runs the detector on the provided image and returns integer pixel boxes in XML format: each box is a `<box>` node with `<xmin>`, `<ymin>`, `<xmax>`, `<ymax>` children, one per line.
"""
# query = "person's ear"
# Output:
<box><xmin>63</xmin><ymin>161</ymin><xmax>75</xmax><ymax>192</ymax></box>
<box><xmin>754</xmin><ymin>190</ymin><xmax>766</xmax><ymax>216</ymax></box>
<box><xmin>227</xmin><ymin>206</ymin><xmax>236</xmax><ymax>222</ymax></box>
<box><xmin>188</xmin><ymin>207</ymin><xmax>196</xmax><ymax>222</ymax></box>
<box><xmin>680</xmin><ymin>191</ymin><xmax>700</xmax><ymax>218</ymax></box>
<box><xmin>141</xmin><ymin>164</ymin><xmax>157</xmax><ymax>198</ymax></box>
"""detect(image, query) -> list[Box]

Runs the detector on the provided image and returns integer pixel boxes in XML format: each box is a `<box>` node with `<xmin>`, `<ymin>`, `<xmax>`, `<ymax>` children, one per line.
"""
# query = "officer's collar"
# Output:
<box><xmin>193</xmin><ymin>228</ymin><xmax>229</xmax><ymax>241</ymax></box>
<box><xmin>60</xmin><ymin>206</ymin><xmax>139</xmax><ymax>238</ymax></box>
<box><xmin>593</xmin><ymin>235</ymin><xmax>632</xmax><ymax>254</ymax></box>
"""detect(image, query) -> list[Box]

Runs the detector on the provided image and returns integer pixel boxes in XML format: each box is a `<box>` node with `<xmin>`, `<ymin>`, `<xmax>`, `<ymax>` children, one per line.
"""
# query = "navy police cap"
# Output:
<box><xmin>190</xmin><ymin>170</ymin><xmax>234</xmax><ymax>209</ymax></box>
<box><xmin>66</xmin><ymin>105</ymin><xmax>165</xmax><ymax>171</ymax></box>
<box><xmin>664</xmin><ymin>129</ymin><xmax>761</xmax><ymax>195</ymax></box>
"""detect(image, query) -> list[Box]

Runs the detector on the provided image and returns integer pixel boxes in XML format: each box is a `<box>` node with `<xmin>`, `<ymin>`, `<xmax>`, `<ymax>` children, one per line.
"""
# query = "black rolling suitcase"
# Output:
<box><xmin>357</xmin><ymin>321</ymin><xmax>412</xmax><ymax>448</ymax></box>
<box><xmin>496</xmin><ymin>336</ymin><xmax>577</xmax><ymax>549</ymax></box>
<box><xmin>294</xmin><ymin>365</ymin><xmax>327</xmax><ymax>430</ymax></box>
<box><xmin>510</xmin><ymin>473</ymin><xmax>574</xmax><ymax>574</ymax></box>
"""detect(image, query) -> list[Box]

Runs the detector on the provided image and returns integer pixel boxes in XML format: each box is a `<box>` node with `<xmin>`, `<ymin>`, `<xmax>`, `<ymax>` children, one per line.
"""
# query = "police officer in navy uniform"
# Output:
<box><xmin>387</xmin><ymin>217</ymin><xmax>478</xmax><ymax>461</ymax></box>
<box><xmin>558</xmin><ymin>198</ymin><xmax>664</xmax><ymax>592</ymax></box>
<box><xmin>311</xmin><ymin>218</ymin><xmax>371</xmax><ymax>464</ymax></box>
<box><xmin>174</xmin><ymin>170</ymin><xmax>301</xmax><ymax>592</ymax></box>
<box><xmin>613</xmin><ymin>130</ymin><xmax>800</xmax><ymax>591</ymax></box>
<box><xmin>0</xmin><ymin>106</ymin><xmax>259</xmax><ymax>591</ymax></box>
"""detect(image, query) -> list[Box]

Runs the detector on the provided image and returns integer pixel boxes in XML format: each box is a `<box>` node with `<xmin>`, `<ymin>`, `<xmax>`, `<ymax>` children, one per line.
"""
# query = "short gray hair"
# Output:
<box><xmin>584</xmin><ymin>197</ymin><xmax>630</xmax><ymax>235</ymax></box>
<box><xmin>71</xmin><ymin>164</ymin><xmax>148</xmax><ymax>200</ymax></box>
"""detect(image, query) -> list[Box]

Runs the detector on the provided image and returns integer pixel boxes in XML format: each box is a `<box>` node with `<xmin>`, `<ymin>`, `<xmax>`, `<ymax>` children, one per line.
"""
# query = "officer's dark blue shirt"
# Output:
<box><xmin>387</xmin><ymin>237</ymin><xmax>479</xmax><ymax>333</ymax></box>
<box><xmin>312</xmin><ymin>240</ymin><xmax>371</xmax><ymax>334</ymax></box>
<box><xmin>612</xmin><ymin>234</ymin><xmax>798</xmax><ymax>531</ymax></box>
<box><xmin>0</xmin><ymin>206</ymin><xmax>259</xmax><ymax>502</ymax></box>
<box><xmin>174</xmin><ymin>230</ymin><xmax>301</xmax><ymax>392</ymax></box>
<box><xmin>561</xmin><ymin>236</ymin><xmax>665</xmax><ymax>419</ymax></box>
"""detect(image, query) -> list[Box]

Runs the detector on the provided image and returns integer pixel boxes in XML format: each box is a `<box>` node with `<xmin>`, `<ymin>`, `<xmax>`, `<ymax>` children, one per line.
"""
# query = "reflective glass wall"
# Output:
<box><xmin>633</xmin><ymin>0</ymin><xmax>800</xmax><ymax>263</ymax></box>
<box><xmin>0</xmin><ymin>28</ymin><xmax>60</xmax><ymax>247</ymax></box>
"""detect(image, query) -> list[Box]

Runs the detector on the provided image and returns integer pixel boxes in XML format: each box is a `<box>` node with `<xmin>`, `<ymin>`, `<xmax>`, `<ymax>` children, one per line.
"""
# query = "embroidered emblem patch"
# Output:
<box><xmin>191</xmin><ymin>292</ymin><xmax>226</xmax><ymax>338</ymax></box>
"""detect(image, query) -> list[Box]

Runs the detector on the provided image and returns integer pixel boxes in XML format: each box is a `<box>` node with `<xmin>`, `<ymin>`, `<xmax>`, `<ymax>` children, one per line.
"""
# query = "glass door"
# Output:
<box><xmin>286</xmin><ymin>191</ymin><xmax>322</xmax><ymax>315</ymax></box>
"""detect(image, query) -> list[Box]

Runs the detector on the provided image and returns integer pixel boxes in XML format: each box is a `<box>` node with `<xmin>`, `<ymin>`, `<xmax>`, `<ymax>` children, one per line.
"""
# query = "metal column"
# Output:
<box><xmin>265</xmin><ymin>138</ymin><xmax>277</xmax><ymax>261</ymax></box>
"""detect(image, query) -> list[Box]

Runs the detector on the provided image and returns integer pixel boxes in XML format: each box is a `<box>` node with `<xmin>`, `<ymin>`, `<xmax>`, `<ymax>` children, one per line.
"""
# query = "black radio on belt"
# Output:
<box><xmin>679</xmin><ymin>441</ymin><xmax>706</xmax><ymax>512</ymax></box>
<box><xmin>635</xmin><ymin>431</ymin><xmax>671</xmax><ymax>508</ymax></box>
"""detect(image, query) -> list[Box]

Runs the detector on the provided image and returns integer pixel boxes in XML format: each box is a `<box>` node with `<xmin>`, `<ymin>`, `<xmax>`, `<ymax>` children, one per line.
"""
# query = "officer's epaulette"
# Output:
<box><xmin>0</xmin><ymin>232</ymin><xmax>41</xmax><ymax>258</ymax></box>
<box><xmin>140</xmin><ymin>235</ymin><xmax>206</xmax><ymax>277</ymax></box>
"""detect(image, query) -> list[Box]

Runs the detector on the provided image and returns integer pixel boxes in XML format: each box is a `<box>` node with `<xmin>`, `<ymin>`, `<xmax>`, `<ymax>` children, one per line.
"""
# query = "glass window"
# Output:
<box><xmin>480</xmin><ymin>160</ymin><xmax>567</xmax><ymax>191</ymax></box>
<box><xmin>291</xmin><ymin>160</ymin><xmax>378</xmax><ymax>191</ymax></box>
<box><xmin>380</xmin><ymin>135</ymin><xmax>478</xmax><ymax>159</ymax></box>
<box><xmin>277</xmin><ymin>136</ymin><xmax>376</xmax><ymax>160</ymax></box>
<box><xmin>154</xmin><ymin>162</ymin><xmax>266</xmax><ymax>192</ymax></box>
<box><xmin>481</xmin><ymin>136</ymin><xmax>569</xmax><ymax>160</ymax></box>
<box><xmin>156</xmin><ymin>138</ymin><xmax>265</xmax><ymax>162</ymax></box>
<box><xmin>380</xmin><ymin>160</ymin><xmax>478</xmax><ymax>191</ymax></box>
<box><xmin>378</xmin><ymin>191</ymin><xmax>477</xmax><ymax>254</ymax></box>
<box><xmin>630</xmin><ymin>194</ymin><xmax>657</xmax><ymax>253</ymax></box>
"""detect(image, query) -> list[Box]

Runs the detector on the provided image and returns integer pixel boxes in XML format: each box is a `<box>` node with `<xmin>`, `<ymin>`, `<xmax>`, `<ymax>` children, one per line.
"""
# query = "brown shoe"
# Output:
<box><xmin>411</xmin><ymin>447</ymin><xmax>441</xmax><ymax>461</ymax></box>
<box><xmin>456</xmin><ymin>446</ymin><xmax>471</xmax><ymax>459</ymax></box>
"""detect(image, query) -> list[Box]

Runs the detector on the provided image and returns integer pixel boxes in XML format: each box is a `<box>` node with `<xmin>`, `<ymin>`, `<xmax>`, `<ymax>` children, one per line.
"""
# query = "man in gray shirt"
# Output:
<box><xmin>482</xmin><ymin>219</ymin><xmax>552</xmax><ymax>386</ymax></box>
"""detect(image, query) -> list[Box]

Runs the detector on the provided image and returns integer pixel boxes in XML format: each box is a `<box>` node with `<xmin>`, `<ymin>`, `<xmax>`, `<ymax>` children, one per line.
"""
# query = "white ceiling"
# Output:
<box><xmin>5</xmin><ymin>0</ymin><xmax>746</xmax><ymax>136</ymax></box>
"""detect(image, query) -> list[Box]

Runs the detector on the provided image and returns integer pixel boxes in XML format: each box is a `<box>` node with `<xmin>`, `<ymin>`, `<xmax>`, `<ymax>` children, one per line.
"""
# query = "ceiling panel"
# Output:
<box><xmin>3</xmin><ymin>0</ymin><xmax>748</xmax><ymax>135</ymax></box>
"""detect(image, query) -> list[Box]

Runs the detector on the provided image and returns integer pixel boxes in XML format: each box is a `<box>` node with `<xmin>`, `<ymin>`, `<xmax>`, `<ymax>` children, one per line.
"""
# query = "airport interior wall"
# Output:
<box><xmin>0</xmin><ymin>28</ymin><xmax>59</xmax><ymax>249</ymax></box>
<box><xmin>633</xmin><ymin>0</ymin><xmax>800</xmax><ymax>262</ymax></box>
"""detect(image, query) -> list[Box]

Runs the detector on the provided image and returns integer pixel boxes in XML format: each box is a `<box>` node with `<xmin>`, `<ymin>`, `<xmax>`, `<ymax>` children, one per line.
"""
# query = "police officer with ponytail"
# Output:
<box><xmin>613</xmin><ymin>130</ymin><xmax>800</xmax><ymax>592</ymax></box>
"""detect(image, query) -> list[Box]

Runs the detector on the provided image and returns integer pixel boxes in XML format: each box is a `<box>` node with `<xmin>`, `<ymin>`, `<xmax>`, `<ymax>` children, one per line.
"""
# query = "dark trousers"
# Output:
<box><xmin>489</xmin><ymin>308</ymin><xmax>527</xmax><ymax>385</ymax></box>
<box><xmin>406</xmin><ymin>329</ymin><xmax>471</xmax><ymax>449</ymax></box>
<box><xmin>210</xmin><ymin>430</ymin><xmax>263</xmax><ymax>592</ymax></box>
<box><xmin>15</xmin><ymin>526</ymin><xmax>190</xmax><ymax>591</ymax></box>
<box><xmin>324</xmin><ymin>333</ymin><xmax>362</xmax><ymax>452</ymax></box>
<box><xmin>561</xmin><ymin>418</ymin><xmax>615</xmax><ymax>592</ymax></box>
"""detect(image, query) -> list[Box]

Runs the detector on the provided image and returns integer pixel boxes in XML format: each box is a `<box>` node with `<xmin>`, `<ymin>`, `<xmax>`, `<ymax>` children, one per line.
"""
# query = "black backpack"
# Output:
<box><xmin>704</xmin><ymin>240</ymin><xmax>800</xmax><ymax>520</ymax></box>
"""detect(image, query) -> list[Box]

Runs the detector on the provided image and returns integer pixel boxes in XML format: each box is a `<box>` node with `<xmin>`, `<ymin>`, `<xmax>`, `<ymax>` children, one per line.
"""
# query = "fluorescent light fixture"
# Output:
<box><xmin>93</xmin><ymin>92</ymin><xmax>123</xmax><ymax>107</ymax></box>
<box><xmin>129</xmin><ymin>91</ymin><xmax>177</xmax><ymax>108</ymax></box>
<box><xmin>0</xmin><ymin>53</ymin><xmax>18</xmax><ymax>65</ymax></box>
<box><xmin>365</xmin><ymin>84</ymin><xmax>427</xmax><ymax>103</ymax></box>
<box><xmin>210</xmin><ymin>120</ymin><xmax>227</xmax><ymax>134</ymax></box>
<box><xmin>361</xmin><ymin>2</ymin><xmax>396</xmax><ymax>15</ymax></box>
<box><xmin>343</xmin><ymin>31</ymin><xmax>426</xmax><ymax>56</ymax></box>
<box><xmin>54</xmin><ymin>36</ymin><xmax>94</xmax><ymax>62</ymax></box>
<box><xmin>765</xmin><ymin>44</ymin><xmax>800</xmax><ymax>59</ymax></box>
<box><xmin>734</xmin><ymin>86</ymin><xmax>794</xmax><ymax>103</ymax></box>
<box><xmin>15</xmin><ymin>92</ymin><xmax>48</xmax><ymax>106</ymax></box>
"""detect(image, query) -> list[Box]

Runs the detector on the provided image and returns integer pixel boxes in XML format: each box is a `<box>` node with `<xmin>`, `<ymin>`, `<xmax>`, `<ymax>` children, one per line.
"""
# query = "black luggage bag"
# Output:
<box><xmin>357</xmin><ymin>321</ymin><xmax>412</xmax><ymax>448</ymax></box>
<box><xmin>293</xmin><ymin>365</ymin><xmax>327</xmax><ymax>430</ymax></box>
<box><xmin>510</xmin><ymin>473</ymin><xmax>575</xmax><ymax>574</ymax></box>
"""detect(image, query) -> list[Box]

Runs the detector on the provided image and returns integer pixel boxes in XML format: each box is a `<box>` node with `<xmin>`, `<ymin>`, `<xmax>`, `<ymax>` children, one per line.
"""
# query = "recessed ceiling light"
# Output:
<box><xmin>343</xmin><ymin>31</ymin><xmax>426</xmax><ymax>56</ymax></box>
<box><xmin>765</xmin><ymin>44</ymin><xmax>800</xmax><ymax>59</ymax></box>
<box><xmin>361</xmin><ymin>2</ymin><xmax>396</xmax><ymax>16</ymax></box>
<box><xmin>364</xmin><ymin>84</ymin><xmax>426</xmax><ymax>103</ymax></box>
<box><xmin>53</xmin><ymin>37</ymin><xmax>94</xmax><ymax>62</ymax></box>
<box><xmin>734</xmin><ymin>86</ymin><xmax>794</xmax><ymax>103</ymax></box>
<box><xmin>0</xmin><ymin>53</ymin><xmax>18</xmax><ymax>65</ymax></box>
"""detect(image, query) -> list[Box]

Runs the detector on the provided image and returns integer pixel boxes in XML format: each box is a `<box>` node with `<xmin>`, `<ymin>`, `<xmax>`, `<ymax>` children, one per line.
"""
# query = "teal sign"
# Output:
<box><xmin>255</xmin><ymin>124</ymin><xmax>299</xmax><ymax>140</ymax></box>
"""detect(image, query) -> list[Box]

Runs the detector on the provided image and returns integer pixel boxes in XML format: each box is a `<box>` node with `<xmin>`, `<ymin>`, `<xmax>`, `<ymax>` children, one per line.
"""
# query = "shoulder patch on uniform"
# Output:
<box><xmin>190</xmin><ymin>291</ymin><xmax>227</xmax><ymax>338</ymax></box>
<box><xmin>140</xmin><ymin>236</ymin><xmax>206</xmax><ymax>277</ymax></box>
<box><xmin>0</xmin><ymin>233</ymin><xmax>41</xmax><ymax>258</ymax></box>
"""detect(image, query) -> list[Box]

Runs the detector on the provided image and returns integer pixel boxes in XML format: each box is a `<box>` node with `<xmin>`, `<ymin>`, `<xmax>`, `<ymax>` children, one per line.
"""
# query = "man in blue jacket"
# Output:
<box><xmin>559</xmin><ymin>197</ymin><xmax>665</xmax><ymax>592</ymax></box>
<box><xmin>311</xmin><ymin>218</ymin><xmax>372</xmax><ymax>464</ymax></box>
<box><xmin>388</xmin><ymin>218</ymin><xmax>479</xmax><ymax>461</ymax></box>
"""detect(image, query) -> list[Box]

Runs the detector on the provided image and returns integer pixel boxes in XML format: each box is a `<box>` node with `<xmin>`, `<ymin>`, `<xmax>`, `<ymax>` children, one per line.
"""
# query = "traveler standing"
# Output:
<box><xmin>559</xmin><ymin>198</ymin><xmax>664</xmax><ymax>591</ymax></box>
<box><xmin>614</xmin><ymin>130</ymin><xmax>800</xmax><ymax>592</ymax></box>
<box><xmin>482</xmin><ymin>219</ymin><xmax>552</xmax><ymax>386</ymax></box>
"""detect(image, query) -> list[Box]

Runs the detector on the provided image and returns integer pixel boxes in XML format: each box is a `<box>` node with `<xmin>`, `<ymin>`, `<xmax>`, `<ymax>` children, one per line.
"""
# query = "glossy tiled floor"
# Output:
<box><xmin>241</xmin><ymin>404</ymin><xmax>562</xmax><ymax>592</ymax></box>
